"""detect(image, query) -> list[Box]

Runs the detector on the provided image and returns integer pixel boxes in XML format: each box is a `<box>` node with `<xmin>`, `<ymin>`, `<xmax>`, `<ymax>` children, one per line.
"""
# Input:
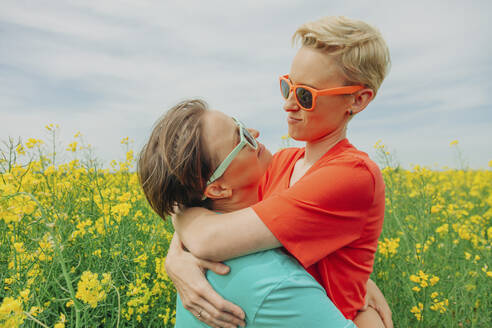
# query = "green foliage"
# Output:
<box><xmin>1</xmin><ymin>131</ymin><xmax>491</xmax><ymax>327</ymax></box>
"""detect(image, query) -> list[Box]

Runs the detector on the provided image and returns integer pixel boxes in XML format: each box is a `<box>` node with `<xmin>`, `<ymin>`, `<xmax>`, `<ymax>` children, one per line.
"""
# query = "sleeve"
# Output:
<box><xmin>251</xmin><ymin>274</ymin><xmax>357</xmax><ymax>328</ymax></box>
<box><xmin>251</xmin><ymin>161</ymin><xmax>375</xmax><ymax>268</ymax></box>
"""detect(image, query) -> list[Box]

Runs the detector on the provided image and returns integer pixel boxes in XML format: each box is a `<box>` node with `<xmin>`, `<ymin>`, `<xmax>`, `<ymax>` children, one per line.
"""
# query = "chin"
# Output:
<box><xmin>289</xmin><ymin>132</ymin><xmax>308</xmax><ymax>142</ymax></box>
<box><xmin>263</xmin><ymin>149</ymin><xmax>273</xmax><ymax>165</ymax></box>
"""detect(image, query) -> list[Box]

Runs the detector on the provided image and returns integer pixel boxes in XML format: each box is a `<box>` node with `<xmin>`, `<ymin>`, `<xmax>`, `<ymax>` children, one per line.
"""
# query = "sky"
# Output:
<box><xmin>1</xmin><ymin>0</ymin><xmax>491</xmax><ymax>169</ymax></box>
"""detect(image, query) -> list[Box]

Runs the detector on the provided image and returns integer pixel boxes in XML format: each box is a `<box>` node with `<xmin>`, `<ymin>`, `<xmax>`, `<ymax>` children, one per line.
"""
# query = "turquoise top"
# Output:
<box><xmin>174</xmin><ymin>249</ymin><xmax>356</xmax><ymax>327</ymax></box>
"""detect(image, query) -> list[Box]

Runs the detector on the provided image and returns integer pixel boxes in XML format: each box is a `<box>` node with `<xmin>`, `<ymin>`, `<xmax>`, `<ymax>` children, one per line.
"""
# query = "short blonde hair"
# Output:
<box><xmin>293</xmin><ymin>16</ymin><xmax>391</xmax><ymax>96</ymax></box>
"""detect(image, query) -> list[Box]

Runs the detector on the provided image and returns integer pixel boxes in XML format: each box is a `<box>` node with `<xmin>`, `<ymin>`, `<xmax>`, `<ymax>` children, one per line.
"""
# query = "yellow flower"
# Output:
<box><xmin>155</xmin><ymin>257</ymin><xmax>169</xmax><ymax>281</ymax></box>
<box><xmin>101</xmin><ymin>273</ymin><xmax>112</xmax><ymax>286</ymax></box>
<box><xmin>435</xmin><ymin>223</ymin><xmax>448</xmax><ymax>234</ymax></box>
<box><xmin>75</xmin><ymin>271</ymin><xmax>108</xmax><ymax>308</ymax></box>
<box><xmin>409</xmin><ymin>274</ymin><xmax>420</xmax><ymax>283</ymax></box>
<box><xmin>54</xmin><ymin>313</ymin><xmax>66</xmax><ymax>328</ymax></box>
<box><xmin>430</xmin><ymin>299</ymin><xmax>449</xmax><ymax>313</ymax></box>
<box><xmin>45</xmin><ymin>165</ymin><xmax>57</xmax><ymax>176</ymax></box>
<box><xmin>378</xmin><ymin>237</ymin><xmax>400</xmax><ymax>258</ymax></box>
<box><xmin>410</xmin><ymin>302</ymin><xmax>424</xmax><ymax>321</ymax></box>
<box><xmin>0</xmin><ymin>297</ymin><xmax>25</xmax><ymax>326</ymax></box>
<box><xmin>16</xmin><ymin>144</ymin><xmax>26</xmax><ymax>155</ymax></box>
<box><xmin>374</xmin><ymin>139</ymin><xmax>385</xmax><ymax>150</ymax></box>
<box><xmin>126</xmin><ymin>150</ymin><xmax>134</xmax><ymax>162</ymax></box>
<box><xmin>429</xmin><ymin>276</ymin><xmax>440</xmax><ymax>286</ymax></box>
<box><xmin>13</xmin><ymin>242</ymin><xmax>25</xmax><ymax>254</ymax></box>
<box><xmin>26</xmin><ymin>138</ymin><xmax>44</xmax><ymax>149</ymax></box>
<box><xmin>19</xmin><ymin>289</ymin><xmax>30</xmax><ymax>302</ymax></box>
<box><xmin>449</xmin><ymin>140</ymin><xmax>458</xmax><ymax>146</ymax></box>
<box><xmin>66</xmin><ymin>142</ymin><xmax>78</xmax><ymax>152</ymax></box>
<box><xmin>28</xmin><ymin>306</ymin><xmax>42</xmax><ymax>317</ymax></box>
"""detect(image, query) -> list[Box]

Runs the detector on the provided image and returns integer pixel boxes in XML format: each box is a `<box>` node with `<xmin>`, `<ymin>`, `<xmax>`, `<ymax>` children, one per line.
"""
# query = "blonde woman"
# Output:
<box><xmin>167</xmin><ymin>16</ymin><xmax>392</xmax><ymax>328</ymax></box>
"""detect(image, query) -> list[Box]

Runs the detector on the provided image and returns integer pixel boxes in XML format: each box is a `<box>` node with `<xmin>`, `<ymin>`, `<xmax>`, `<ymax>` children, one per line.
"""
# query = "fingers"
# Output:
<box><xmin>193</xmin><ymin>297</ymin><xmax>246</xmax><ymax>328</ymax></box>
<box><xmin>196</xmin><ymin>281</ymin><xmax>245</xmax><ymax>322</ymax></box>
<box><xmin>368</xmin><ymin>304</ymin><xmax>393</xmax><ymax>328</ymax></box>
<box><xmin>199</xmin><ymin>258</ymin><xmax>230</xmax><ymax>275</ymax></box>
<box><xmin>179</xmin><ymin>280</ymin><xmax>245</xmax><ymax>327</ymax></box>
<box><xmin>189</xmin><ymin>306</ymin><xmax>230</xmax><ymax>328</ymax></box>
<box><xmin>382</xmin><ymin>316</ymin><xmax>394</xmax><ymax>328</ymax></box>
<box><xmin>373</xmin><ymin>305</ymin><xmax>393</xmax><ymax>328</ymax></box>
<box><xmin>166</xmin><ymin>248</ymin><xmax>245</xmax><ymax>327</ymax></box>
<box><xmin>354</xmin><ymin>307</ymin><xmax>385</xmax><ymax>328</ymax></box>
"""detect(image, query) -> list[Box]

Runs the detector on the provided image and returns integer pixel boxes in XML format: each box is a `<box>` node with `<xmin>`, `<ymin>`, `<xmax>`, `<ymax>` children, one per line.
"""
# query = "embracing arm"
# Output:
<box><xmin>174</xmin><ymin>207</ymin><xmax>281</xmax><ymax>261</ymax></box>
<box><xmin>176</xmin><ymin>163</ymin><xmax>374</xmax><ymax>263</ymax></box>
<box><xmin>356</xmin><ymin>278</ymin><xmax>393</xmax><ymax>328</ymax></box>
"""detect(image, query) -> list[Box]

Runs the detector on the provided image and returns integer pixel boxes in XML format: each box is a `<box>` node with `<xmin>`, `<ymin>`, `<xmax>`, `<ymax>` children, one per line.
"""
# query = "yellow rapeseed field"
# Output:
<box><xmin>1</xmin><ymin>128</ymin><xmax>491</xmax><ymax>327</ymax></box>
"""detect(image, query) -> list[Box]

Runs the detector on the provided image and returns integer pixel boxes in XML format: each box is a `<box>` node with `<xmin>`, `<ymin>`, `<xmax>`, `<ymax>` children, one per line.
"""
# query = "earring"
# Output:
<box><xmin>349</xmin><ymin>110</ymin><xmax>353</xmax><ymax>116</ymax></box>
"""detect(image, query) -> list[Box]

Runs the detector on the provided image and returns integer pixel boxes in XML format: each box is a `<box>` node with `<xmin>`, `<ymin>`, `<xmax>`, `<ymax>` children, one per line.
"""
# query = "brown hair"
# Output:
<box><xmin>138</xmin><ymin>99</ymin><xmax>214</xmax><ymax>219</ymax></box>
<box><xmin>293</xmin><ymin>16</ymin><xmax>391</xmax><ymax>97</ymax></box>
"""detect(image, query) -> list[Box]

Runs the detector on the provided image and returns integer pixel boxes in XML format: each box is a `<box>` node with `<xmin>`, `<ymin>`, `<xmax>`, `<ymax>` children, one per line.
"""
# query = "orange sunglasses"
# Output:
<box><xmin>279</xmin><ymin>74</ymin><xmax>364</xmax><ymax>111</ymax></box>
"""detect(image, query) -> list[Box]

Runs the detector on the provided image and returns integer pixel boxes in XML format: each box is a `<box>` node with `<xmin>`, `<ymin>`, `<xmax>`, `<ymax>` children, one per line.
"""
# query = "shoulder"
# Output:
<box><xmin>217</xmin><ymin>250</ymin><xmax>318</xmax><ymax>291</ymax></box>
<box><xmin>253</xmin><ymin>265</ymin><xmax>355</xmax><ymax>327</ymax></box>
<box><xmin>318</xmin><ymin>142</ymin><xmax>382</xmax><ymax>185</ymax></box>
<box><xmin>206</xmin><ymin>250</ymin><xmax>320</xmax><ymax>323</ymax></box>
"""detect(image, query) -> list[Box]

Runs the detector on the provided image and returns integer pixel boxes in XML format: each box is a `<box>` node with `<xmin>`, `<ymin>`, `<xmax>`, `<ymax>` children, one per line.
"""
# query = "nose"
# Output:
<box><xmin>247</xmin><ymin>128</ymin><xmax>260</xmax><ymax>139</ymax></box>
<box><xmin>283</xmin><ymin>91</ymin><xmax>300</xmax><ymax>112</ymax></box>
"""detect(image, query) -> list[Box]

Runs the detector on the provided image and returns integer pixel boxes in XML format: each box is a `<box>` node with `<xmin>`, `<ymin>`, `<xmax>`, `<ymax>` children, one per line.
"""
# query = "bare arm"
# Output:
<box><xmin>174</xmin><ymin>207</ymin><xmax>281</xmax><ymax>261</ymax></box>
<box><xmin>355</xmin><ymin>279</ymin><xmax>393</xmax><ymax>328</ymax></box>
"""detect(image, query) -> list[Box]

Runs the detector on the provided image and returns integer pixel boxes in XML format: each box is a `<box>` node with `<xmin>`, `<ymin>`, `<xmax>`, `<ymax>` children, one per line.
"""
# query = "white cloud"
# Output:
<box><xmin>1</xmin><ymin>0</ymin><xmax>491</xmax><ymax>169</ymax></box>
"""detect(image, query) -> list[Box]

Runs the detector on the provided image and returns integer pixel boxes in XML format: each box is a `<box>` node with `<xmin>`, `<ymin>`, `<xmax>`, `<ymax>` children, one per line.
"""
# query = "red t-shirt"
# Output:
<box><xmin>251</xmin><ymin>139</ymin><xmax>385</xmax><ymax>319</ymax></box>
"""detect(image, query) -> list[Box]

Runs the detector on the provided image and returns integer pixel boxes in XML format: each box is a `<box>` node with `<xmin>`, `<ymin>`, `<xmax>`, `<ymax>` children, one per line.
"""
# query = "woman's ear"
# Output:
<box><xmin>204</xmin><ymin>182</ymin><xmax>232</xmax><ymax>200</ymax></box>
<box><xmin>351</xmin><ymin>88</ymin><xmax>374</xmax><ymax>115</ymax></box>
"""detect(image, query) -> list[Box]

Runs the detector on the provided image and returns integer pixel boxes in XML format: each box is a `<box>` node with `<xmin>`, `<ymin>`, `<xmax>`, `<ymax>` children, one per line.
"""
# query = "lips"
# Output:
<box><xmin>287</xmin><ymin>116</ymin><xmax>302</xmax><ymax>124</ymax></box>
<box><xmin>257</xmin><ymin>143</ymin><xmax>264</xmax><ymax>157</ymax></box>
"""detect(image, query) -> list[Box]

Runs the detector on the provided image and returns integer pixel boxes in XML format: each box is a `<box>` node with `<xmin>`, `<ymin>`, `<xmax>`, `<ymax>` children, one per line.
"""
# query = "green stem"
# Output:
<box><xmin>15</xmin><ymin>192</ymin><xmax>82</xmax><ymax>328</ymax></box>
<box><xmin>23</xmin><ymin>311</ymin><xmax>50</xmax><ymax>328</ymax></box>
<box><xmin>112</xmin><ymin>283</ymin><xmax>121</xmax><ymax>328</ymax></box>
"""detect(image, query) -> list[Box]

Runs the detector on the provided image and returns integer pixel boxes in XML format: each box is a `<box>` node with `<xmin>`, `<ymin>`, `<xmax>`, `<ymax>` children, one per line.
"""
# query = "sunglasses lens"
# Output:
<box><xmin>243</xmin><ymin>129</ymin><xmax>257</xmax><ymax>148</ymax></box>
<box><xmin>296</xmin><ymin>87</ymin><xmax>313</xmax><ymax>109</ymax></box>
<box><xmin>280</xmin><ymin>79</ymin><xmax>290</xmax><ymax>99</ymax></box>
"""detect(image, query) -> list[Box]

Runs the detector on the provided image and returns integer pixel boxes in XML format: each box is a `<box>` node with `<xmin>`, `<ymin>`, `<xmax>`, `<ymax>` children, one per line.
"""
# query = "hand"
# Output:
<box><xmin>362</xmin><ymin>279</ymin><xmax>393</xmax><ymax>328</ymax></box>
<box><xmin>166</xmin><ymin>233</ymin><xmax>246</xmax><ymax>328</ymax></box>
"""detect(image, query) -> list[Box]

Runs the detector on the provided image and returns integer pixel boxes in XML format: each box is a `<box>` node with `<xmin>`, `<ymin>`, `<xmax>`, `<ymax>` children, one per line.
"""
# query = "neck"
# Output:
<box><xmin>304</xmin><ymin>123</ymin><xmax>347</xmax><ymax>166</ymax></box>
<box><xmin>211</xmin><ymin>184</ymin><xmax>259</xmax><ymax>213</ymax></box>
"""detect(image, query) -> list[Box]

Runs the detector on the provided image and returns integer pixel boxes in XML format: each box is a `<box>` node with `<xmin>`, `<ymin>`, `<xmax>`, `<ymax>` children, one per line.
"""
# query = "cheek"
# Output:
<box><xmin>234</xmin><ymin>153</ymin><xmax>261</xmax><ymax>179</ymax></box>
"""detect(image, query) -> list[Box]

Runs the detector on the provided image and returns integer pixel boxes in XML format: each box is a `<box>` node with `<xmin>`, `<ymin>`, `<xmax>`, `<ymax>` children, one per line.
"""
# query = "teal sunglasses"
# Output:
<box><xmin>207</xmin><ymin>118</ymin><xmax>258</xmax><ymax>185</ymax></box>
